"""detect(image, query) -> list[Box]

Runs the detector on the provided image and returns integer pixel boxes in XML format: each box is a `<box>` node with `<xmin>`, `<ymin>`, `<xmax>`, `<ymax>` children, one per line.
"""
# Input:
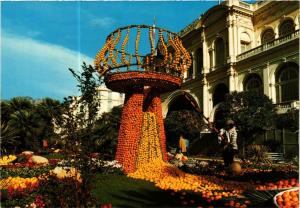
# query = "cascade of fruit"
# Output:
<box><xmin>128</xmin><ymin>112</ymin><xmax>247</xmax><ymax>196</ymax></box>
<box><xmin>135</xmin><ymin>112</ymin><xmax>163</xmax><ymax>169</ymax></box>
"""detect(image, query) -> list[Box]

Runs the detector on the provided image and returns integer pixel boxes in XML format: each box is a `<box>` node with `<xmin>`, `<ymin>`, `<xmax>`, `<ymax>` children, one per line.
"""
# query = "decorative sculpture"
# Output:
<box><xmin>95</xmin><ymin>25</ymin><xmax>191</xmax><ymax>173</ymax></box>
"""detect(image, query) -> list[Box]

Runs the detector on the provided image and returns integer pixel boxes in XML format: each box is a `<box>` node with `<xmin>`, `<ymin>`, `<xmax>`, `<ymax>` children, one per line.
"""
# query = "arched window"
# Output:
<box><xmin>244</xmin><ymin>74</ymin><xmax>263</xmax><ymax>94</ymax></box>
<box><xmin>213</xmin><ymin>83</ymin><xmax>229</xmax><ymax>106</ymax></box>
<box><xmin>240</xmin><ymin>32</ymin><xmax>251</xmax><ymax>53</ymax></box>
<box><xmin>196</xmin><ymin>47</ymin><xmax>203</xmax><ymax>75</ymax></box>
<box><xmin>279</xmin><ymin>19</ymin><xmax>295</xmax><ymax>37</ymax></box>
<box><xmin>276</xmin><ymin>63</ymin><xmax>299</xmax><ymax>103</ymax></box>
<box><xmin>215</xmin><ymin>38</ymin><xmax>225</xmax><ymax>67</ymax></box>
<box><xmin>261</xmin><ymin>29</ymin><xmax>275</xmax><ymax>44</ymax></box>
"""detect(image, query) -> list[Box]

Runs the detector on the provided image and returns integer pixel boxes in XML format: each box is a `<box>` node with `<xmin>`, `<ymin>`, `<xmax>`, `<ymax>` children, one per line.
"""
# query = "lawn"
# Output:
<box><xmin>90</xmin><ymin>167</ymin><xmax>299</xmax><ymax>208</ymax></box>
<box><xmin>90</xmin><ymin>174</ymin><xmax>179</xmax><ymax>207</ymax></box>
<box><xmin>90</xmin><ymin>174</ymin><xmax>217</xmax><ymax>207</ymax></box>
<box><xmin>90</xmin><ymin>174</ymin><xmax>248</xmax><ymax>208</ymax></box>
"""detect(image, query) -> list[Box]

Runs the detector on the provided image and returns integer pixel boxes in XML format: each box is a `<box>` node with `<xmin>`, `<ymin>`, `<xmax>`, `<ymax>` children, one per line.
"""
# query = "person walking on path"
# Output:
<box><xmin>218</xmin><ymin>120</ymin><xmax>238</xmax><ymax>167</ymax></box>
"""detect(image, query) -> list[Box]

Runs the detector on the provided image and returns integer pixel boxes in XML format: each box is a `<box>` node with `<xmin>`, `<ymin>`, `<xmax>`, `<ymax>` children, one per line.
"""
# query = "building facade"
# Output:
<box><xmin>97</xmin><ymin>86</ymin><xmax>125</xmax><ymax>115</ymax></box>
<box><xmin>162</xmin><ymin>0</ymin><xmax>299</xmax><ymax>123</ymax></box>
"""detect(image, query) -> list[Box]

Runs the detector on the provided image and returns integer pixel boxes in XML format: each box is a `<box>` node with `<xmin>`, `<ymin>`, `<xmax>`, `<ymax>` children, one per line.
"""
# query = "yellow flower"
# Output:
<box><xmin>0</xmin><ymin>155</ymin><xmax>17</xmax><ymax>166</ymax></box>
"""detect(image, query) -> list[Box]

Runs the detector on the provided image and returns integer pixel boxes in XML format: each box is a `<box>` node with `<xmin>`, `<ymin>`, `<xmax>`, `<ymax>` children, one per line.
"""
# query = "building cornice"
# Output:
<box><xmin>229</xmin><ymin>5</ymin><xmax>253</xmax><ymax>18</ymax></box>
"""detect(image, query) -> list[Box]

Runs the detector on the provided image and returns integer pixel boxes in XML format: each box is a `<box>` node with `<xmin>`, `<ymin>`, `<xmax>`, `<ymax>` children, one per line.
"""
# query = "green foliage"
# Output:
<box><xmin>0</xmin><ymin>166</ymin><xmax>53</xmax><ymax>178</ymax></box>
<box><xmin>246</xmin><ymin>145</ymin><xmax>271</xmax><ymax>164</ymax></box>
<box><xmin>276</xmin><ymin>109</ymin><xmax>299</xmax><ymax>132</ymax></box>
<box><xmin>43</xmin><ymin>153</ymin><xmax>67</xmax><ymax>160</ymax></box>
<box><xmin>91</xmin><ymin>106</ymin><xmax>122</xmax><ymax>156</ymax></box>
<box><xmin>219</xmin><ymin>91</ymin><xmax>276</xmax><ymax>145</ymax></box>
<box><xmin>54</xmin><ymin>63</ymin><xmax>102</xmax><ymax>154</ymax></box>
<box><xmin>0</xmin><ymin>97</ymin><xmax>61</xmax><ymax>153</ymax></box>
<box><xmin>164</xmin><ymin>110</ymin><xmax>205</xmax><ymax>147</ymax></box>
<box><xmin>0</xmin><ymin>122</ymin><xmax>20</xmax><ymax>152</ymax></box>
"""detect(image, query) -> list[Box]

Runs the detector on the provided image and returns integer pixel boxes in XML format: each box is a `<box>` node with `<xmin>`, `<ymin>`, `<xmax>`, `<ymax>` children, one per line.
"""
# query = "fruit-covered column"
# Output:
<box><xmin>115</xmin><ymin>87</ymin><xmax>144</xmax><ymax>173</ymax></box>
<box><xmin>146</xmin><ymin>90</ymin><xmax>167</xmax><ymax>161</ymax></box>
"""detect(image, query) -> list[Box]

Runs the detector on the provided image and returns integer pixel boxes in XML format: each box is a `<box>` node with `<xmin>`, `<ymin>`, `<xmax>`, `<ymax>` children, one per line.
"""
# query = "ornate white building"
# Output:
<box><xmin>162</xmin><ymin>0</ymin><xmax>299</xmax><ymax>123</ymax></box>
<box><xmin>97</xmin><ymin>86</ymin><xmax>125</xmax><ymax>115</ymax></box>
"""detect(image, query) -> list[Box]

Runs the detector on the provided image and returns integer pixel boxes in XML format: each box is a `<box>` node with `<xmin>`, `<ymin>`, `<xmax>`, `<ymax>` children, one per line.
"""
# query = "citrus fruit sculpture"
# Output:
<box><xmin>95</xmin><ymin>25</ymin><xmax>191</xmax><ymax>173</ymax></box>
<box><xmin>94</xmin><ymin>25</ymin><xmax>251</xmax><ymax>200</ymax></box>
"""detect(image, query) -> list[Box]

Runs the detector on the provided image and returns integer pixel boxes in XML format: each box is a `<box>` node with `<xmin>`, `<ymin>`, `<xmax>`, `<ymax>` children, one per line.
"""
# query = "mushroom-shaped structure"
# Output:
<box><xmin>95</xmin><ymin>25</ymin><xmax>191</xmax><ymax>173</ymax></box>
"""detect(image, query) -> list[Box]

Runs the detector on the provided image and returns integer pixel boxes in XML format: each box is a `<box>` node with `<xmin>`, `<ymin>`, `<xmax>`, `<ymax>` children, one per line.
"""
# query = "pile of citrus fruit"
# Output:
<box><xmin>275</xmin><ymin>189</ymin><xmax>299</xmax><ymax>208</ymax></box>
<box><xmin>128</xmin><ymin>112</ymin><xmax>248</xmax><ymax>203</ymax></box>
<box><xmin>256</xmin><ymin>178</ymin><xmax>299</xmax><ymax>190</ymax></box>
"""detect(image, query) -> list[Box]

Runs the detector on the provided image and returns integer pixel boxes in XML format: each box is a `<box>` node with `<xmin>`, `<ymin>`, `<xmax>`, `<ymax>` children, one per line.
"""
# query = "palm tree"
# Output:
<box><xmin>9</xmin><ymin>96</ymin><xmax>34</xmax><ymax>111</ymax></box>
<box><xmin>35</xmin><ymin>98</ymin><xmax>62</xmax><ymax>142</ymax></box>
<box><xmin>1</xmin><ymin>100</ymin><xmax>14</xmax><ymax>123</ymax></box>
<box><xmin>0</xmin><ymin>122</ymin><xmax>20</xmax><ymax>153</ymax></box>
<box><xmin>8</xmin><ymin>110</ymin><xmax>39</xmax><ymax>151</ymax></box>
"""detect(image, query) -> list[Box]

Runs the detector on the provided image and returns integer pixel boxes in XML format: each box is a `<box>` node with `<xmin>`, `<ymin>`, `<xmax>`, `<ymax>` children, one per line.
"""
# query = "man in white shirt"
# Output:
<box><xmin>218</xmin><ymin>120</ymin><xmax>238</xmax><ymax>167</ymax></box>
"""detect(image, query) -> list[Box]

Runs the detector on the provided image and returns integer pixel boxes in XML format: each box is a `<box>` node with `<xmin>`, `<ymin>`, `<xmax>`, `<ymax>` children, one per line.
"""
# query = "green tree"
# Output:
<box><xmin>0</xmin><ymin>122</ymin><xmax>20</xmax><ymax>153</ymax></box>
<box><xmin>219</xmin><ymin>91</ymin><xmax>276</xmax><ymax>155</ymax></box>
<box><xmin>1</xmin><ymin>100</ymin><xmax>14</xmax><ymax>123</ymax></box>
<box><xmin>164</xmin><ymin>110</ymin><xmax>205</xmax><ymax>148</ymax></box>
<box><xmin>8</xmin><ymin>109</ymin><xmax>40</xmax><ymax>151</ymax></box>
<box><xmin>91</xmin><ymin>106</ymin><xmax>122</xmax><ymax>157</ymax></box>
<box><xmin>35</xmin><ymin>98</ymin><xmax>62</xmax><ymax>144</ymax></box>
<box><xmin>1</xmin><ymin>97</ymin><xmax>61</xmax><ymax>153</ymax></box>
<box><xmin>54</xmin><ymin>62</ymin><xmax>102</xmax><ymax>154</ymax></box>
<box><xmin>276</xmin><ymin>109</ymin><xmax>299</xmax><ymax>132</ymax></box>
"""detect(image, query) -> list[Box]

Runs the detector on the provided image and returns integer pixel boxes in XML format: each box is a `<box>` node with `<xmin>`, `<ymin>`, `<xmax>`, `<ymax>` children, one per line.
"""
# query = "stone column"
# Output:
<box><xmin>233</xmin><ymin>14</ymin><xmax>238</xmax><ymax>61</ymax></box>
<box><xmin>202</xmin><ymin>29</ymin><xmax>209</xmax><ymax>74</ymax></box>
<box><xmin>295</xmin><ymin>18</ymin><xmax>299</xmax><ymax>30</ymax></box>
<box><xmin>265</xmin><ymin>63</ymin><xmax>277</xmax><ymax>103</ymax></box>
<box><xmin>227</xmin><ymin>15</ymin><xmax>234</xmax><ymax>63</ymax></box>
<box><xmin>202</xmin><ymin>74</ymin><xmax>210</xmax><ymax>118</ymax></box>
<box><xmin>263</xmin><ymin>63</ymin><xmax>270</xmax><ymax>97</ymax></box>
<box><xmin>192</xmin><ymin>51</ymin><xmax>196</xmax><ymax>79</ymax></box>
<box><xmin>228</xmin><ymin>65</ymin><xmax>237</xmax><ymax>92</ymax></box>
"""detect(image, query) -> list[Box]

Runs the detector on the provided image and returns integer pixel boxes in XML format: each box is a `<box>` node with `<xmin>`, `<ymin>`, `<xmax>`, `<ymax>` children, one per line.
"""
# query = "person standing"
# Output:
<box><xmin>218</xmin><ymin>120</ymin><xmax>238</xmax><ymax>167</ymax></box>
<box><xmin>179</xmin><ymin>135</ymin><xmax>187</xmax><ymax>155</ymax></box>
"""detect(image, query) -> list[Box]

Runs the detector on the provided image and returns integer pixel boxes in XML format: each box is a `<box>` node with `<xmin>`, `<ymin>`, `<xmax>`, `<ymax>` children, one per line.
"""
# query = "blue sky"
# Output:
<box><xmin>1</xmin><ymin>1</ymin><xmax>222</xmax><ymax>101</ymax></box>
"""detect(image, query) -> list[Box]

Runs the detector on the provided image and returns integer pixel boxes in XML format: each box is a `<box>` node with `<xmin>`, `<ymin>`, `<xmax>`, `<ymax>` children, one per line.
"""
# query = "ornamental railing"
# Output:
<box><xmin>275</xmin><ymin>101</ymin><xmax>292</xmax><ymax>109</ymax></box>
<box><xmin>94</xmin><ymin>25</ymin><xmax>192</xmax><ymax>77</ymax></box>
<box><xmin>237</xmin><ymin>30</ymin><xmax>299</xmax><ymax>62</ymax></box>
<box><xmin>275</xmin><ymin>100</ymin><xmax>300</xmax><ymax>110</ymax></box>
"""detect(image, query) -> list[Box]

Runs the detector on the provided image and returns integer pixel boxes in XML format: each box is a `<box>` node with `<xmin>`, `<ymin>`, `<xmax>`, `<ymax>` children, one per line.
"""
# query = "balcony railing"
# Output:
<box><xmin>237</xmin><ymin>30</ymin><xmax>299</xmax><ymax>62</ymax></box>
<box><xmin>275</xmin><ymin>100</ymin><xmax>300</xmax><ymax>113</ymax></box>
<box><xmin>239</xmin><ymin>1</ymin><xmax>251</xmax><ymax>9</ymax></box>
<box><xmin>275</xmin><ymin>101</ymin><xmax>293</xmax><ymax>109</ymax></box>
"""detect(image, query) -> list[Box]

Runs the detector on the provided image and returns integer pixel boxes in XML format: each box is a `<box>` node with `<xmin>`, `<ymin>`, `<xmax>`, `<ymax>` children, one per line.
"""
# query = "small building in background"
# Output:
<box><xmin>97</xmin><ymin>85</ymin><xmax>125</xmax><ymax>115</ymax></box>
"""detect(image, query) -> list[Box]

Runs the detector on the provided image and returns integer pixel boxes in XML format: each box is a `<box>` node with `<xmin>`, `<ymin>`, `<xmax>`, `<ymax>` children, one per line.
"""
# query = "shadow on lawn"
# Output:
<box><xmin>111</xmin><ymin>189</ymin><xmax>212</xmax><ymax>208</ymax></box>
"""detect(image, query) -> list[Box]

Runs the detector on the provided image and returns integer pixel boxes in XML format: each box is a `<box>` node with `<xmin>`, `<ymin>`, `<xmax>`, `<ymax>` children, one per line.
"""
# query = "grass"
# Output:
<box><xmin>90</xmin><ymin>174</ymin><xmax>214</xmax><ymax>207</ymax></box>
<box><xmin>90</xmin><ymin>174</ymin><xmax>179</xmax><ymax>207</ymax></box>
